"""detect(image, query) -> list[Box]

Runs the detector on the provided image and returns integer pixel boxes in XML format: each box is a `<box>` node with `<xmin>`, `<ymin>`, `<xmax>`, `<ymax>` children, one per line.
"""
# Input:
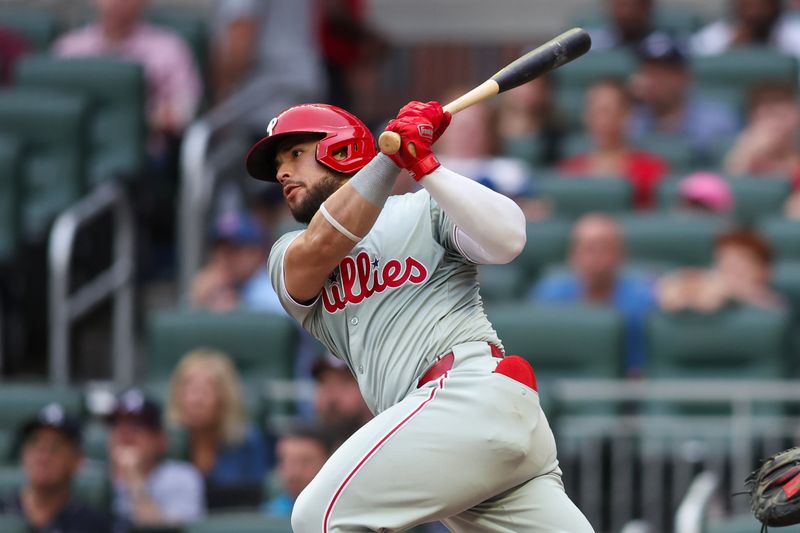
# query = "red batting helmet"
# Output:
<box><xmin>246</xmin><ymin>104</ymin><xmax>377</xmax><ymax>182</ymax></box>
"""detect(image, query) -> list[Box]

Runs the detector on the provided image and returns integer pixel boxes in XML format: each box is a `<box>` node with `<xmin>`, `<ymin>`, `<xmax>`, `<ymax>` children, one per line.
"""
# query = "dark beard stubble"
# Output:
<box><xmin>290</xmin><ymin>174</ymin><xmax>346</xmax><ymax>224</ymax></box>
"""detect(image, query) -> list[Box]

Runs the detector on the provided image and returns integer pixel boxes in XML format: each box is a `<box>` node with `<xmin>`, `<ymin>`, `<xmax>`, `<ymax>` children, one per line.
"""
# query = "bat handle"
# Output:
<box><xmin>378</xmin><ymin>131</ymin><xmax>405</xmax><ymax>156</ymax></box>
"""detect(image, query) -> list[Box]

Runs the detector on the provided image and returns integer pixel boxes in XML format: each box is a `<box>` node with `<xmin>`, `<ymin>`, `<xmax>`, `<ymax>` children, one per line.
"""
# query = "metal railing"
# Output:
<box><xmin>48</xmin><ymin>182</ymin><xmax>135</xmax><ymax>385</ymax></box>
<box><xmin>177</xmin><ymin>90</ymin><xmax>266</xmax><ymax>306</ymax></box>
<box><xmin>550</xmin><ymin>379</ymin><xmax>800</xmax><ymax>533</ymax></box>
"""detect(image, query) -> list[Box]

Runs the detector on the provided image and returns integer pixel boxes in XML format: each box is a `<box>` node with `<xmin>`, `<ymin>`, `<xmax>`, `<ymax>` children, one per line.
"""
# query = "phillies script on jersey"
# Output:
<box><xmin>322</xmin><ymin>251</ymin><xmax>429</xmax><ymax>313</ymax></box>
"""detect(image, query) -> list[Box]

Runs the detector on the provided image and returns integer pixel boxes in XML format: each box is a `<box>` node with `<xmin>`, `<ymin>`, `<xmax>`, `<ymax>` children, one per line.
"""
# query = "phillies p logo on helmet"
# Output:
<box><xmin>266</xmin><ymin>117</ymin><xmax>278</xmax><ymax>136</ymax></box>
<box><xmin>418</xmin><ymin>124</ymin><xmax>434</xmax><ymax>140</ymax></box>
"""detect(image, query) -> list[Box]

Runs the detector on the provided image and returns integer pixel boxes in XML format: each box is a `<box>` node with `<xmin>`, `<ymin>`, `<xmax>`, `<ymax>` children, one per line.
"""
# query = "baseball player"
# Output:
<box><xmin>246</xmin><ymin>101</ymin><xmax>593</xmax><ymax>532</ymax></box>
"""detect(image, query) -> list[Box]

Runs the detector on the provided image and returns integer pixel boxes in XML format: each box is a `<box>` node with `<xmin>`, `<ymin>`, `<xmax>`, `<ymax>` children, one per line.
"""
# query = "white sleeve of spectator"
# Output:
<box><xmin>422</xmin><ymin>166</ymin><xmax>526</xmax><ymax>265</ymax></box>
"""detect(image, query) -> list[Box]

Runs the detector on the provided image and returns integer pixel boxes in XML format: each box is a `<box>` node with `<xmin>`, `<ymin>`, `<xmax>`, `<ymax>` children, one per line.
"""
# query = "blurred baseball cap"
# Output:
<box><xmin>20</xmin><ymin>402</ymin><xmax>82</xmax><ymax>447</ymax></box>
<box><xmin>679</xmin><ymin>172</ymin><xmax>734</xmax><ymax>214</ymax></box>
<box><xmin>209</xmin><ymin>210</ymin><xmax>264</xmax><ymax>245</ymax></box>
<box><xmin>637</xmin><ymin>33</ymin><xmax>686</xmax><ymax>66</ymax></box>
<box><xmin>311</xmin><ymin>352</ymin><xmax>350</xmax><ymax>381</ymax></box>
<box><xmin>106</xmin><ymin>388</ymin><xmax>162</xmax><ymax>430</ymax></box>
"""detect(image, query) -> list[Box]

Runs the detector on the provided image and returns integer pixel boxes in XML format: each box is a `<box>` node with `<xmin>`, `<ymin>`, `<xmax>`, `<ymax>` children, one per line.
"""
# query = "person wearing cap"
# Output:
<box><xmin>190</xmin><ymin>209</ymin><xmax>283</xmax><ymax>313</ymax></box>
<box><xmin>629</xmin><ymin>32</ymin><xmax>739</xmax><ymax>164</ymax></box>
<box><xmin>0</xmin><ymin>403</ymin><xmax>112</xmax><ymax>532</ymax></box>
<box><xmin>312</xmin><ymin>352</ymin><xmax>373</xmax><ymax>450</ymax></box>
<box><xmin>676</xmin><ymin>172</ymin><xmax>735</xmax><ymax>215</ymax></box>
<box><xmin>530</xmin><ymin>214</ymin><xmax>656</xmax><ymax>376</ymax></box>
<box><xmin>107</xmin><ymin>389</ymin><xmax>205</xmax><ymax>529</ymax></box>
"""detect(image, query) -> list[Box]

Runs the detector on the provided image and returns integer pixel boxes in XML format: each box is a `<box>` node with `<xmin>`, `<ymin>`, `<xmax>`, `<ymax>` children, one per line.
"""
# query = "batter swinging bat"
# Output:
<box><xmin>378</xmin><ymin>27</ymin><xmax>592</xmax><ymax>156</ymax></box>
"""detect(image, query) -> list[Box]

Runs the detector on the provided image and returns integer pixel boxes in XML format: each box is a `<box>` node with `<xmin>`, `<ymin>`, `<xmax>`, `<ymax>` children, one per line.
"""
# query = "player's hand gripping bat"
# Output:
<box><xmin>378</xmin><ymin>27</ymin><xmax>592</xmax><ymax>156</ymax></box>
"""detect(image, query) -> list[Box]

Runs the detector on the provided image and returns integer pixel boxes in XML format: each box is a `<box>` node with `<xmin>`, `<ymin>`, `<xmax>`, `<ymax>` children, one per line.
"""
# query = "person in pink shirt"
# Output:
<box><xmin>54</xmin><ymin>0</ymin><xmax>201</xmax><ymax>145</ymax></box>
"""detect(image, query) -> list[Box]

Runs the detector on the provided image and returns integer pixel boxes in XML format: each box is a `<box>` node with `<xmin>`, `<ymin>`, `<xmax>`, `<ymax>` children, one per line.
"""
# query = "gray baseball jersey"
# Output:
<box><xmin>268</xmin><ymin>189</ymin><xmax>501</xmax><ymax>414</ymax></box>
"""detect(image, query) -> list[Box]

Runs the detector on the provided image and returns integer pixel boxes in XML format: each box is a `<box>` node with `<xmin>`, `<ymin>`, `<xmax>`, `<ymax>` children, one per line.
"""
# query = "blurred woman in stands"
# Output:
<box><xmin>657</xmin><ymin>228</ymin><xmax>785</xmax><ymax>313</ymax></box>
<box><xmin>724</xmin><ymin>83</ymin><xmax>800</xmax><ymax>216</ymax></box>
<box><xmin>167</xmin><ymin>349</ymin><xmax>268</xmax><ymax>508</ymax></box>
<box><xmin>496</xmin><ymin>75</ymin><xmax>566</xmax><ymax>169</ymax></box>
<box><xmin>558</xmin><ymin>79</ymin><xmax>668</xmax><ymax>209</ymax></box>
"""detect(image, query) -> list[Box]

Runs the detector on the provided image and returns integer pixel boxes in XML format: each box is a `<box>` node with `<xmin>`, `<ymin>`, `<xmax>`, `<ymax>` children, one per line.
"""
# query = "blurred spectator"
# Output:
<box><xmin>167</xmin><ymin>349</ymin><xmax>269</xmax><ymax>506</ymax></box>
<box><xmin>319</xmin><ymin>0</ymin><xmax>388</xmax><ymax>111</ymax></box>
<box><xmin>496</xmin><ymin>76</ymin><xmax>566</xmax><ymax>168</ymax></box>
<box><xmin>212</xmin><ymin>0</ymin><xmax>325</xmax><ymax>132</ymax></box>
<box><xmin>191</xmin><ymin>209</ymin><xmax>282</xmax><ymax>313</ymax></box>
<box><xmin>558</xmin><ymin>79</ymin><xmax>669</xmax><ymax>209</ymax></box>
<box><xmin>54</xmin><ymin>0</ymin><xmax>202</xmax><ymax>147</ymax></box>
<box><xmin>629</xmin><ymin>33</ymin><xmax>740</xmax><ymax>164</ymax></box>
<box><xmin>692</xmin><ymin>0</ymin><xmax>800</xmax><ymax>57</ymax></box>
<box><xmin>263</xmin><ymin>426</ymin><xmax>330</xmax><ymax>518</ymax></box>
<box><xmin>108</xmin><ymin>389</ymin><xmax>205</xmax><ymax>529</ymax></box>
<box><xmin>436</xmin><ymin>90</ymin><xmax>549</xmax><ymax>220</ymax></box>
<box><xmin>530</xmin><ymin>214</ymin><xmax>656</xmax><ymax>375</ymax></box>
<box><xmin>0</xmin><ymin>26</ymin><xmax>30</xmax><ymax>85</ymax></box>
<box><xmin>588</xmin><ymin>0</ymin><xmax>658</xmax><ymax>51</ymax></box>
<box><xmin>0</xmin><ymin>403</ymin><xmax>111</xmax><ymax>532</ymax></box>
<box><xmin>725</xmin><ymin>83</ymin><xmax>800</xmax><ymax>183</ymax></box>
<box><xmin>312</xmin><ymin>353</ymin><xmax>372</xmax><ymax>450</ymax></box>
<box><xmin>657</xmin><ymin>228</ymin><xmax>785</xmax><ymax>313</ymax></box>
<box><xmin>676</xmin><ymin>171</ymin><xmax>734</xmax><ymax>215</ymax></box>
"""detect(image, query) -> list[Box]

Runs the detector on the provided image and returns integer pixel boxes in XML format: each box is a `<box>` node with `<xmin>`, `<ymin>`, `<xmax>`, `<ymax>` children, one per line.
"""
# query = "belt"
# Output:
<box><xmin>417</xmin><ymin>344</ymin><xmax>504</xmax><ymax>388</ymax></box>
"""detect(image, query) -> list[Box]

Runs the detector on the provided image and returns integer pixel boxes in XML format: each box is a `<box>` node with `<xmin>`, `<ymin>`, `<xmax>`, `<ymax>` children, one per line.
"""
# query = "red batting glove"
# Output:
<box><xmin>386</xmin><ymin>101</ymin><xmax>452</xmax><ymax>181</ymax></box>
<box><xmin>395</xmin><ymin>101</ymin><xmax>452</xmax><ymax>142</ymax></box>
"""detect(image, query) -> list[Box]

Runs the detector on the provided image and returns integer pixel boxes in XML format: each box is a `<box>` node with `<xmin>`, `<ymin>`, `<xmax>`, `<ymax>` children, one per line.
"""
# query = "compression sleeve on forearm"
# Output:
<box><xmin>348</xmin><ymin>153</ymin><xmax>400</xmax><ymax>208</ymax></box>
<box><xmin>421</xmin><ymin>165</ymin><xmax>526</xmax><ymax>264</ymax></box>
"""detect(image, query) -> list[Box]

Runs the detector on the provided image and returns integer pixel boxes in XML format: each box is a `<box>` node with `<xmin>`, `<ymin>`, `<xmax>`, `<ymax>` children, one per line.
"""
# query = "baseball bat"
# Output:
<box><xmin>378</xmin><ymin>27</ymin><xmax>592</xmax><ymax>156</ymax></box>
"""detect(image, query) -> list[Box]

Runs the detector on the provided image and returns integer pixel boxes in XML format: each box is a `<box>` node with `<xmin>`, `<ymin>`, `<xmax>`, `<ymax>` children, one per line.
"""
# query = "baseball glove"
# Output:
<box><xmin>745</xmin><ymin>446</ymin><xmax>800</xmax><ymax>530</ymax></box>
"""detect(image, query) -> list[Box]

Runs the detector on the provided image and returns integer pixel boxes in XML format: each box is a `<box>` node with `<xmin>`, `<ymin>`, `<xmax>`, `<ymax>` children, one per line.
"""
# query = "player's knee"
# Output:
<box><xmin>291</xmin><ymin>487</ymin><xmax>324</xmax><ymax>533</ymax></box>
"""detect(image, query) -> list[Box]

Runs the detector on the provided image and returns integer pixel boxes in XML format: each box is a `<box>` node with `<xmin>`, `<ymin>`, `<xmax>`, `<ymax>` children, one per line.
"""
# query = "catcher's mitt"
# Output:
<box><xmin>746</xmin><ymin>447</ymin><xmax>800</xmax><ymax>531</ymax></box>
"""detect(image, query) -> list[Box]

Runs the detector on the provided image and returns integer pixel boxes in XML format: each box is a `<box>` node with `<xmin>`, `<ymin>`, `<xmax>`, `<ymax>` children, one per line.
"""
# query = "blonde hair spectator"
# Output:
<box><xmin>167</xmin><ymin>349</ymin><xmax>246</xmax><ymax>445</ymax></box>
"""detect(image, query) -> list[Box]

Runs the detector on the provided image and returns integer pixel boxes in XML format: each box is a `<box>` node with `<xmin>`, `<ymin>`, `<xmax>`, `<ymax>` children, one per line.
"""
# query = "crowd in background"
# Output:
<box><xmin>1</xmin><ymin>0</ymin><xmax>800</xmax><ymax>530</ymax></box>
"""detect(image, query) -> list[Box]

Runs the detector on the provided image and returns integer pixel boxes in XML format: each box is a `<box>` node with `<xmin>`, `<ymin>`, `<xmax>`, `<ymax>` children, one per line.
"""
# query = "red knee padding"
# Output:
<box><xmin>494</xmin><ymin>355</ymin><xmax>537</xmax><ymax>391</ymax></box>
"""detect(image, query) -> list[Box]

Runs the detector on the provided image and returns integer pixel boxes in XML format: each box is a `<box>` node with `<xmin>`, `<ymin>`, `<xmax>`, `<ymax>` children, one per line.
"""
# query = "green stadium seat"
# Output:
<box><xmin>759</xmin><ymin>216</ymin><xmax>800</xmax><ymax>261</ymax></box>
<box><xmin>488</xmin><ymin>303</ymin><xmax>624</xmax><ymax>380</ymax></box>
<box><xmin>0</xmin><ymin>9</ymin><xmax>59</xmax><ymax>51</ymax></box>
<box><xmin>729</xmin><ymin>179</ymin><xmax>792</xmax><ymax>224</ymax></box>
<box><xmin>552</xmin><ymin>49</ymin><xmax>636</xmax><ymax>128</ymax></box>
<box><xmin>0</xmin><ymin>89</ymin><xmax>89</xmax><ymax>239</ymax></box>
<box><xmin>573</xmin><ymin>8</ymin><xmax>704</xmax><ymax>40</ymax></box>
<box><xmin>147</xmin><ymin>310</ymin><xmax>300</xmax><ymax>381</ymax></box>
<box><xmin>657</xmin><ymin>177</ymin><xmax>791</xmax><ymax>223</ymax></box>
<box><xmin>478</xmin><ymin>263</ymin><xmax>528</xmax><ymax>303</ymax></box>
<box><xmin>0</xmin><ymin>383</ymin><xmax>82</xmax><ymax>436</ymax></box>
<box><xmin>0</xmin><ymin>514</ymin><xmax>26</xmax><ymax>533</ymax></box>
<box><xmin>636</xmin><ymin>134</ymin><xmax>694</xmax><ymax>173</ymax></box>
<box><xmin>691</xmin><ymin>48</ymin><xmax>799</xmax><ymax>112</ymax></box>
<box><xmin>515</xmin><ymin>219</ymin><xmax>571</xmax><ymax>280</ymax></box>
<box><xmin>0</xmin><ymin>135</ymin><xmax>22</xmax><ymax>263</ymax></box>
<box><xmin>0</xmin><ymin>463</ymin><xmax>110</xmax><ymax>510</ymax></box>
<box><xmin>186</xmin><ymin>513</ymin><xmax>292</xmax><ymax>533</ymax></box>
<box><xmin>774</xmin><ymin>261</ymin><xmax>800</xmax><ymax>312</ymax></box>
<box><xmin>15</xmin><ymin>56</ymin><xmax>147</xmax><ymax>186</ymax></box>
<box><xmin>538</xmin><ymin>177</ymin><xmax>632</xmax><ymax>217</ymax></box>
<box><xmin>617</xmin><ymin>213</ymin><xmax>729</xmax><ymax>266</ymax></box>
<box><xmin>647</xmin><ymin>307</ymin><xmax>788</xmax><ymax>379</ymax></box>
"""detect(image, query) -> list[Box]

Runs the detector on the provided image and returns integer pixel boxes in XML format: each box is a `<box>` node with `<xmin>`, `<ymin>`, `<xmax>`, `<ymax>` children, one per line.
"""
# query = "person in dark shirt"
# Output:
<box><xmin>0</xmin><ymin>403</ymin><xmax>111</xmax><ymax>533</ymax></box>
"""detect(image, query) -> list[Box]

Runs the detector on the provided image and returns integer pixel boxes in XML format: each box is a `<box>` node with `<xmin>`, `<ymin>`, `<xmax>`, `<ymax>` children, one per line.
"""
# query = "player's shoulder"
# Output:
<box><xmin>268</xmin><ymin>229</ymin><xmax>305</xmax><ymax>266</ymax></box>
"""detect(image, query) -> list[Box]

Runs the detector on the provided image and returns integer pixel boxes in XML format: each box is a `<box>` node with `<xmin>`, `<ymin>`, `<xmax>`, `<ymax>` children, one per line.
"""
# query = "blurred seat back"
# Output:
<box><xmin>0</xmin><ymin>88</ymin><xmax>89</xmax><ymax>239</ymax></box>
<box><xmin>0</xmin><ymin>9</ymin><xmax>59</xmax><ymax>51</ymax></box>
<box><xmin>617</xmin><ymin>213</ymin><xmax>728</xmax><ymax>266</ymax></box>
<box><xmin>647</xmin><ymin>307</ymin><xmax>788</xmax><ymax>379</ymax></box>
<box><xmin>15</xmin><ymin>56</ymin><xmax>147</xmax><ymax>186</ymax></box>
<box><xmin>147</xmin><ymin>310</ymin><xmax>300</xmax><ymax>382</ymax></box>
<box><xmin>691</xmin><ymin>48</ymin><xmax>799</xmax><ymax>111</ymax></box>
<box><xmin>539</xmin><ymin>177</ymin><xmax>633</xmax><ymax>218</ymax></box>
<box><xmin>759</xmin><ymin>216</ymin><xmax>800</xmax><ymax>262</ymax></box>
<box><xmin>185</xmin><ymin>513</ymin><xmax>292</xmax><ymax>533</ymax></box>
<box><xmin>515</xmin><ymin>219</ymin><xmax>572</xmax><ymax>281</ymax></box>
<box><xmin>0</xmin><ymin>135</ymin><xmax>22</xmax><ymax>263</ymax></box>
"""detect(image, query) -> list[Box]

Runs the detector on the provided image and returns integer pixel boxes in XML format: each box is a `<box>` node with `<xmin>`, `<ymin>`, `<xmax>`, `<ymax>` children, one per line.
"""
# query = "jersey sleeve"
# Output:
<box><xmin>267</xmin><ymin>230</ymin><xmax>321</xmax><ymax>326</ymax></box>
<box><xmin>428</xmin><ymin>194</ymin><xmax>479</xmax><ymax>264</ymax></box>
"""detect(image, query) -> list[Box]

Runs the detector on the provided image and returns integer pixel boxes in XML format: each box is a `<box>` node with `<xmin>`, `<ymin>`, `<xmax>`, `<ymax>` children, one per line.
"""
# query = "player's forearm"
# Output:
<box><xmin>285</xmin><ymin>155</ymin><xmax>399</xmax><ymax>301</ymax></box>
<box><xmin>421</xmin><ymin>166</ymin><xmax>526</xmax><ymax>263</ymax></box>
